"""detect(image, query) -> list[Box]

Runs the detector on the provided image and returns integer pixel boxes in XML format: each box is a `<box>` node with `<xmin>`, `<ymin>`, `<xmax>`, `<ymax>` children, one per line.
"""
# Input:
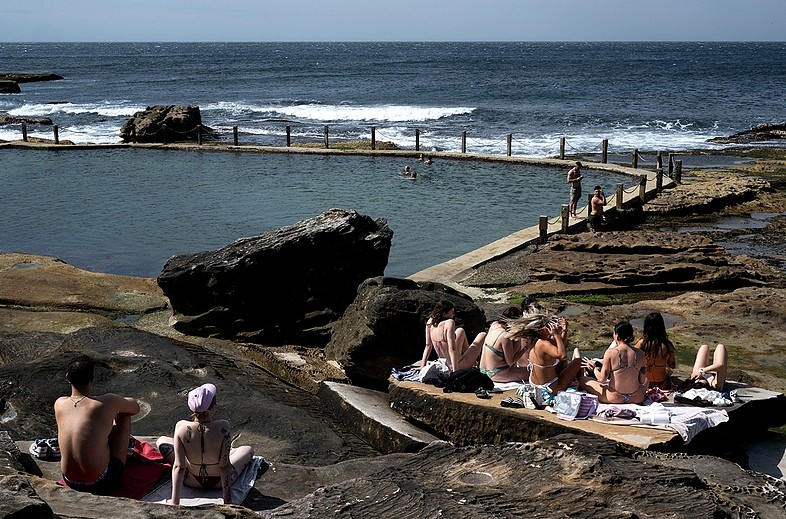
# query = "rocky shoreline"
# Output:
<box><xmin>2</xmin><ymin>150</ymin><xmax>786</xmax><ymax>517</ymax></box>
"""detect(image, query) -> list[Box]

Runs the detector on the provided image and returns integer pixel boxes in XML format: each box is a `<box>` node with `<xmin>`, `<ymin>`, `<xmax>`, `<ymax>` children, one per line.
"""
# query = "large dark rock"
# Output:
<box><xmin>0</xmin><ymin>114</ymin><xmax>53</xmax><ymax>126</ymax></box>
<box><xmin>119</xmin><ymin>105</ymin><xmax>203</xmax><ymax>143</ymax></box>
<box><xmin>0</xmin><ymin>80</ymin><xmax>21</xmax><ymax>94</ymax></box>
<box><xmin>158</xmin><ymin>209</ymin><xmax>393</xmax><ymax>346</ymax></box>
<box><xmin>0</xmin><ymin>73</ymin><xmax>63</xmax><ymax>83</ymax></box>
<box><xmin>325</xmin><ymin>277</ymin><xmax>486</xmax><ymax>390</ymax></box>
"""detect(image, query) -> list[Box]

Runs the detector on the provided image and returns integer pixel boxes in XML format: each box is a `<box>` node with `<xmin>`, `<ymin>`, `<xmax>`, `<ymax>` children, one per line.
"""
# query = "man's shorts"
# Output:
<box><xmin>570</xmin><ymin>185</ymin><xmax>581</xmax><ymax>203</ymax></box>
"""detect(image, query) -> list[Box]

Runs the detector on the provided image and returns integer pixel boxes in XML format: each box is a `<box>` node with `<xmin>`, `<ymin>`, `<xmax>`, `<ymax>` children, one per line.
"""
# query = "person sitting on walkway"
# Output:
<box><xmin>578</xmin><ymin>321</ymin><xmax>648</xmax><ymax>404</ymax></box>
<box><xmin>635</xmin><ymin>312</ymin><xmax>676</xmax><ymax>389</ymax></box>
<box><xmin>55</xmin><ymin>355</ymin><xmax>140</xmax><ymax>495</ymax></box>
<box><xmin>690</xmin><ymin>343</ymin><xmax>728</xmax><ymax>391</ymax></box>
<box><xmin>421</xmin><ymin>300</ymin><xmax>486</xmax><ymax>372</ymax></box>
<box><xmin>588</xmin><ymin>185</ymin><xmax>606</xmax><ymax>233</ymax></box>
<box><xmin>156</xmin><ymin>383</ymin><xmax>254</xmax><ymax>505</ymax></box>
<box><xmin>478</xmin><ymin>306</ymin><xmax>531</xmax><ymax>383</ymax></box>
<box><xmin>506</xmin><ymin>312</ymin><xmax>582</xmax><ymax>393</ymax></box>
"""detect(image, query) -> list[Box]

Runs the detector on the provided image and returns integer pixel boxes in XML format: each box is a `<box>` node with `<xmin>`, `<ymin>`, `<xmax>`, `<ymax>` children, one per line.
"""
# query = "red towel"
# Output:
<box><xmin>113</xmin><ymin>438</ymin><xmax>170</xmax><ymax>499</ymax></box>
<box><xmin>58</xmin><ymin>438</ymin><xmax>171</xmax><ymax>500</ymax></box>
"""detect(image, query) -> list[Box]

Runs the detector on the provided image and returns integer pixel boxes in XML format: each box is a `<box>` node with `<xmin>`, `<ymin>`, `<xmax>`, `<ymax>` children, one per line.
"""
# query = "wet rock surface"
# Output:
<box><xmin>710</xmin><ymin>123</ymin><xmax>786</xmax><ymax>144</ymax></box>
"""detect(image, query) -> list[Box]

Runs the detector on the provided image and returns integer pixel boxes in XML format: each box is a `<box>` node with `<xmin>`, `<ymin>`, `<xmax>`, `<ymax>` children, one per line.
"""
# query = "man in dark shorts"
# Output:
<box><xmin>588</xmin><ymin>185</ymin><xmax>607</xmax><ymax>233</ymax></box>
<box><xmin>567</xmin><ymin>161</ymin><xmax>584</xmax><ymax>218</ymax></box>
<box><xmin>55</xmin><ymin>355</ymin><xmax>140</xmax><ymax>495</ymax></box>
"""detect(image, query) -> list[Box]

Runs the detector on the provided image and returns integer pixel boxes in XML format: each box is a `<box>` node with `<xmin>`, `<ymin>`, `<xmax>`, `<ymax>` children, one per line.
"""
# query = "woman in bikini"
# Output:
<box><xmin>478</xmin><ymin>306</ymin><xmax>531</xmax><ymax>383</ymax></box>
<box><xmin>421</xmin><ymin>300</ymin><xmax>486</xmax><ymax>372</ymax></box>
<box><xmin>634</xmin><ymin>312</ymin><xmax>676</xmax><ymax>389</ymax></box>
<box><xmin>156</xmin><ymin>383</ymin><xmax>254</xmax><ymax>505</ymax></box>
<box><xmin>578</xmin><ymin>321</ymin><xmax>648</xmax><ymax>404</ymax></box>
<box><xmin>506</xmin><ymin>312</ymin><xmax>582</xmax><ymax>393</ymax></box>
<box><xmin>690</xmin><ymin>343</ymin><xmax>727</xmax><ymax>391</ymax></box>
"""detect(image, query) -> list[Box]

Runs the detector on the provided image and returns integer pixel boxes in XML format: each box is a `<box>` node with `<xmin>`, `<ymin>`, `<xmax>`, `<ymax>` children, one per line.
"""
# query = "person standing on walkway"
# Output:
<box><xmin>567</xmin><ymin>161</ymin><xmax>584</xmax><ymax>218</ymax></box>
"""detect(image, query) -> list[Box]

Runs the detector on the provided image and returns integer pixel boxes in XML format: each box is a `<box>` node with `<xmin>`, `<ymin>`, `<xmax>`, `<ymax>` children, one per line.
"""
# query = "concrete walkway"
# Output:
<box><xmin>408</xmin><ymin>160</ymin><xmax>675</xmax><ymax>287</ymax></box>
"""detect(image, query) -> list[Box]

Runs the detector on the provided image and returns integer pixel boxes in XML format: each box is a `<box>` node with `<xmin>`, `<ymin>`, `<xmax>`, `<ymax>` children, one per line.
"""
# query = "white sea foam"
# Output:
<box><xmin>201</xmin><ymin>102</ymin><xmax>474</xmax><ymax>123</ymax></box>
<box><xmin>8</xmin><ymin>102</ymin><xmax>145</xmax><ymax>118</ymax></box>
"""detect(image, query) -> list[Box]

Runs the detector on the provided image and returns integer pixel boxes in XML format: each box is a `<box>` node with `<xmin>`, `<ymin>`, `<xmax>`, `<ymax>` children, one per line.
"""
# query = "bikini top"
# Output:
<box><xmin>610</xmin><ymin>345</ymin><xmax>640</xmax><ymax>373</ymax></box>
<box><xmin>193</xmin><ymin>422</ymin><xmax>221</xmax><ymax>479</ymax></box>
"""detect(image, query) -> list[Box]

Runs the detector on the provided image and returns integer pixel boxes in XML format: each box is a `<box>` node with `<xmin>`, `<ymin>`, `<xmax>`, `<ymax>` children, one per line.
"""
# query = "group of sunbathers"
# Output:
<box><xmin>54</xmin><ymin>355</ymin><xmax>256</xmax><ymax>504</ymax></box>
<box><xmin>419</xmin><ymin>299</ymin><xmax>727</xmax><ymax>405</ymax></box>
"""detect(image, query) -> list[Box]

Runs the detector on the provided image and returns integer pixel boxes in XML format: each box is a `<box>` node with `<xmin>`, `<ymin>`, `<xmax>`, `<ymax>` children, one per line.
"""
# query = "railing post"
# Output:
<box><xmin>601</xmin><ymin>139</ymin><xmax>608</xmax><ymax>163</ymax></box>
<box><xmin>286</xmin><ymin>125</ymin><xmax>291</xmax><ymax>147</ymax></box>
<box><xmin>53</xmin><ymin>125</ymin><xmax>59</xmax><ymax>144</ymax></box>
<box><xmin>162</xmin><ymin>124</ymin><xmax>167</xmax><ymax>145</ymax></box>
<box><xmin>560</xmin><ymin>137</ymin><xmax>566</xmax><ymax>160</ymax></box>
<box><xmin>675</xmin><ymin>160</ymin><xmax>683</xmax><ymax>184</ymax></box>
<box><xmin>197</xmin><ymin>125</ymin><xmax>202</xmax><ymax>145</ymax></box>
<box><xmin>616</xmin><ymin>183</ymin><xmax>623</xmax><ymax>210</ymax></box>
<box><xmin>539</xmin><ymin>215</ymin><xmax>548</xmax><ymax>243</ymax></box>
<box><xmin>632</xmin><ymin>149</ymin><xmax>638</xmax><ymax>169</ymax></box>
<box><xmin>656</xmin><ymin>168</ymin><xmax>664</xmax><ymax>193</ymax></box>
<box><xmin>656</xmin><ymin>151</ymin><xmax>663</xmax><ymax>170</ymax></box>
<box><xmin>233</xmin><ymin>126</ymin><xmax>239</xmax><ymax>146</ymax></box>
<box><xmin>668</xmin><ymin>153</ymin><xmax>675</xmax><ymax>175</ymax></box>
<box><xmin>324</xmin><ymin>125</ymin><xmax>329</xmax><ymax>149</ymax></box>
<box><xmin>415</xmin><ymin>129</ymin><xmax>420</xmax><ymax>151</ymax></box>
<box><xmin>461</xmin><ymin>131</ymin><xmax>466</xmax><ymax>153</ymax></box>
<box><xmin>507</xmin><ymin>133</ymin><xmax>512</xmax><ymax>157</ymax></box>
<box><xmin>371</xmin><ymin>126</ymin><xmax>376</xmax><ymax>151</ymax></box>
<box><xmin>561</xmin><ymin>205</ymin><xmax>570</xmax><ymax>233</ymax></box>
<box><xmin>21</xmin><ymin>123</ymin><xmax>28</xmax><ymax>142</ymax></box>
<box><xmin>639</xmin><ymin>175</ymin><xmax>647</xmax><ymax>201</ymax></box>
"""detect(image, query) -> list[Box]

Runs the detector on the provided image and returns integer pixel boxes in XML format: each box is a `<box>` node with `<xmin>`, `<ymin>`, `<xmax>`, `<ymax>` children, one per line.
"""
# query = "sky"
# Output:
<box><xmin>3</xmin><ymin>0</ymin><xmax>785</xmax><ymax>42</ymax></box>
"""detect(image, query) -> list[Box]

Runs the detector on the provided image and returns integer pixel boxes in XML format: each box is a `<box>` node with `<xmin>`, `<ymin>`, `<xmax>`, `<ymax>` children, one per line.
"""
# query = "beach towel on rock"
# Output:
<box><xmin>592</xmin><ymin>402</ymin><xmax>729</xmax><ymax>444</ymax></box>
<box><xmin>58</xmin><ymin>438</ymin><xmax>170</xmax><ymax>500</ymax></box>
<box><xmin>141</xmin><ymin>455</ymin><xmax>265</xmax><ymax>506</ymax></box>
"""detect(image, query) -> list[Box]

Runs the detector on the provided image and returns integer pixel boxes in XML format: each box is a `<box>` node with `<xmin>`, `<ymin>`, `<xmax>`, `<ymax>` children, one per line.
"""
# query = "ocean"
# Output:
<box><xmin>1</xmin><ymin>42</ymin><xmax>785</xmax><ymax>277</ymax></box>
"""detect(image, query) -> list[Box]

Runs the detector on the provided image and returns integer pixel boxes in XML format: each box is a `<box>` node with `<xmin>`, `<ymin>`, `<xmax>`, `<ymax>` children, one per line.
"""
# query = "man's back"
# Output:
<box><xmin>55</xmin><ymin>393</ymin><xmax>134</xmax><ymax>481</ymax></box>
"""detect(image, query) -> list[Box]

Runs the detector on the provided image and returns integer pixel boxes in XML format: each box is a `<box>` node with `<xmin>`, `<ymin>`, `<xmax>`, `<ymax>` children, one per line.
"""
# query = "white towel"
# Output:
<box><xmin>142</xmin><ymin>456</ymin><xmax>265</xmax><ymax>506</ymax></box>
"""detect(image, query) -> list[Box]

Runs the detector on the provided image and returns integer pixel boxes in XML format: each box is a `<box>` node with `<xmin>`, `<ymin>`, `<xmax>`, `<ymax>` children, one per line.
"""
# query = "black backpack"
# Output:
<box><xmin>437</xmin><ymin>367</ymin><xmax>494</xmax><ymax>393</ymax></box>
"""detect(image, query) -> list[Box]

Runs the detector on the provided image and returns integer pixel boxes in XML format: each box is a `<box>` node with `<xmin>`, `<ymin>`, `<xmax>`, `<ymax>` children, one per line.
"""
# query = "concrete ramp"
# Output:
<box><xmin>318</xmin><ymin>381</ymin><xmax>439</xmax><ymax>454</ymax></box>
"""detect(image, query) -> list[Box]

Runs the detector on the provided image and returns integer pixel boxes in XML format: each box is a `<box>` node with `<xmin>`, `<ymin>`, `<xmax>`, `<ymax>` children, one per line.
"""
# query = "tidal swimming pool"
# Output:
<box><xmin>0</xmin><ymin>148</ymin><xmax>634</xmax><ymax>277</ymax></box>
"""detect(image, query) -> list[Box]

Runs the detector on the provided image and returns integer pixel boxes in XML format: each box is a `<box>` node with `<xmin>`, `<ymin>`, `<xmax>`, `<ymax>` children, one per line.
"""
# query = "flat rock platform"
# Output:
<box><xmin>384</xmin><ymin>381</ymin><xmax>786</xmax><ymax>454</ymax></box>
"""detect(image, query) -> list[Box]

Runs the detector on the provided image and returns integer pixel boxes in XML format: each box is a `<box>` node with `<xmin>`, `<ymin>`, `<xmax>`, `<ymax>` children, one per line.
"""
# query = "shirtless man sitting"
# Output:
<box><xmin>55</xmin><ymin>355</ymin><xmax>140</xmax><ymax>495</ymax></box>
<box><xmin>588</xmin><ymin>185</ymin><xmax>607</xmax><ymax>233</ymax></box>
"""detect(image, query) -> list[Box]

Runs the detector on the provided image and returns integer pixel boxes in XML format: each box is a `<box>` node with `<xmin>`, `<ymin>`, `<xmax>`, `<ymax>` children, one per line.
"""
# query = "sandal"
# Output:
<box><xmin>500</xmin><ymin>397</ymin><xmax>525</xmax><ymax>409</ymax></box>
<box><xmin>475</xmin><ymin>388</ymin><xmax>491</xmax><ymax>399</ymax></box>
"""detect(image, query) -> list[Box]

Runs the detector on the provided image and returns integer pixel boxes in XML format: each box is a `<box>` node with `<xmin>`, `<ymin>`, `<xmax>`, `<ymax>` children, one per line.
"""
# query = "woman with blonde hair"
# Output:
<box><xmin>507</xmin><ymin>312</ymin><xmax>582</xmax><ymax>393</ymax></box>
